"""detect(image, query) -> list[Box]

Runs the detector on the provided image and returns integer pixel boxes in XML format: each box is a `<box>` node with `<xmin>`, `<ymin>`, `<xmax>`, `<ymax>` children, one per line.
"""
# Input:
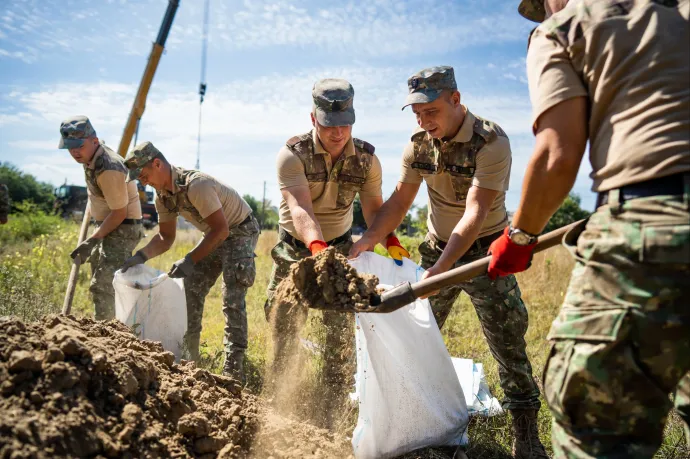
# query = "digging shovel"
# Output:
<box><xmin>352</xmin><ymin>219</ymin><xmax>587</xmax><ymax>314</ymax></box>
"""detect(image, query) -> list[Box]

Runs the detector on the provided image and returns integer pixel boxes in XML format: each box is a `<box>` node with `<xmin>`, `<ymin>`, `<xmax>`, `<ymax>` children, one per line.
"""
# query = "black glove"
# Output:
<box><xmin>70</xmin><ymin>237</ymin><xmax>99</xmax><ymax>264</ymax></box>
<box><xmin>168</xmin><ymin>255</ymin><xmax>195</xmax><ymax>279</ymax></box>
<box><xmin>121</xmin><ymin>250</ymin><xmax>149</xmax><ymax>273</ymax></box>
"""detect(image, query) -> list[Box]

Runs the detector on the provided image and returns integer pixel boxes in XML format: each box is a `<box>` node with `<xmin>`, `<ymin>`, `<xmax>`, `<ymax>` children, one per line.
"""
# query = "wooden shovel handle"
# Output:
<box><xmin>409</xmin><ymin>219</ymin><xmax>585</xmax><ymax>299</ymax></box>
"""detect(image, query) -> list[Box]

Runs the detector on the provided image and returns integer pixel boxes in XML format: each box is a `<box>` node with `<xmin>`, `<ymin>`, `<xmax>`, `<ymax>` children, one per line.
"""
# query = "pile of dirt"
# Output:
<box><xmin>0</xmin><ymin>314</ymin><xmax>354</xmax><ymax>458</ymax></box>
<box><xmin>273</xmin><ymin>247</ymin><xmax>379</xmax><ymax>313</ymax></box>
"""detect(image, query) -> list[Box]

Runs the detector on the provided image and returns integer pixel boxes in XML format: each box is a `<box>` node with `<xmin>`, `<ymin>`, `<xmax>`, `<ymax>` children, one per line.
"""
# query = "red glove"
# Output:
<box><xmin>308</xmin><ymin>239</ymin><xmax>328</xmax><ymax>255</ymax></box>
<box><xmin>487</xmin><ymin>227</ymin><xmax>537</xmax><ymax>280</ymax></box>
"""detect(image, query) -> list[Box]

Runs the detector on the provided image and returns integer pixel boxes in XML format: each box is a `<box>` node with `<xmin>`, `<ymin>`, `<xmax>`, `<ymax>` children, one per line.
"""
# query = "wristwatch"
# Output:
<box><xmin>508</xmin><ymin>227</ymin><xmax>538</xmax><ymax>246</ymax></box>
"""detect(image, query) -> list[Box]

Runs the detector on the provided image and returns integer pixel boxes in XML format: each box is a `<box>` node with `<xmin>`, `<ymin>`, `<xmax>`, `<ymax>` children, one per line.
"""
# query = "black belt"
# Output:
<box><xmin>237</xmin><ymin>213</ymin><xmax>254</xmax><ymax>227</ymax></box>
<box><xmin>279</xmin><ymin>228</ymin><xmax>352</xmax><ymax>250</ymax></box>
<box><xmin>433</xmin><ymin>229</ymin><xmax>503</xmax><ymax>252</ymax></box>
<box><xmin>596</xmin><ymin>172</ymin><xmax>688</xmax><ymax>208</ymax></box>
<box><xmin>95</xmin><ymin>218</ymin><xmax>142</xmax><ymax>225</ymax></box>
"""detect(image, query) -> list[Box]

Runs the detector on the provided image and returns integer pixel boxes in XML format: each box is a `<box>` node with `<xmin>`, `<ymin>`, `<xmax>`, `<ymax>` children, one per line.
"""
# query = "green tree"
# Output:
<box><xmin>352</xmin><ymin>196</ymin><xmax>367</xmax><ymax>233</ymax></box>
<box><xmin>543</xmin><ymin>193</ymin><xmax>591</xmax><ymax>234</ymax></box>
<box><xmin>0</xmin><ymin>162</ymin><xmax>56</xmax><ymax>212</ymax></box>
<box><xmin>242</xmin><ymin>194</ymin><xmax>279</xmax><ymax>230</ymax></box>
<box><xmin>413</xmin><ymin>204</ymin><xmax>428</xmax><ymax>235</ymax></box>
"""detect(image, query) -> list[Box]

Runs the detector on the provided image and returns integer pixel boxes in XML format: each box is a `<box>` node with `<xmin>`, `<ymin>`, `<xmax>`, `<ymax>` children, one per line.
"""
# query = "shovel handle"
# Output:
<box><xmin>373</xmin><ymin>219</ymin><xmax>586</xmax><ymax>312</ymax></box>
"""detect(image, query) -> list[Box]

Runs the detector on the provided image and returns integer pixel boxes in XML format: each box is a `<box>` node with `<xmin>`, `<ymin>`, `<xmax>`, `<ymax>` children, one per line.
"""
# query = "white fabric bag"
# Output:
<box><xmin>349</xmin><ymin>252</ymin><xmax>469</xmax><ymax>459</ymax></box>
<box><xmin>113</xmin><ymin>264</ymin><xmax>187</xmax><ymax>360</ymax></box>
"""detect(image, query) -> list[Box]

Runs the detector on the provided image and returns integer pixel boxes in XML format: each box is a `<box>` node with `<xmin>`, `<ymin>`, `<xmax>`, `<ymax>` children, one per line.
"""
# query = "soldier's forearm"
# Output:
<box><xmin>91</xmin><ymin>207</ymin><xmax>127</xmax><ymax>239</ymax></box>
<box><xmin>362</xmin><ymin>196</ymin><xmax>408</xmax><ymax>245</ymax></box>
<box><xmin>188</xmin><ymin>226</ymin><xmax>228</xmax><ymax>264</ymax></box>
<box><xmin>291</xmin><ymin>206</ymin><xmax>324</xmax><ymax>244</ymax></box>
<box><xmin>436</xmin><ymin>210</ymin><xmax>485</xmax><ymax>271</ymax></box>
<box><xmin>140</xmin><ymin>233</ymin><xmax>174</xmax><ymax>260</ymax></box>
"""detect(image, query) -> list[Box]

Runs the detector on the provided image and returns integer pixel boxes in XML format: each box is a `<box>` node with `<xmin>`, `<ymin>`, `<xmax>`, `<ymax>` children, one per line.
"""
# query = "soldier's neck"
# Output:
<box><xmin>164</xmin><ymin>165</ymin><xmax>174</xmax><ymax>192</ymax></box>
<box><xmin>441</xmin><ymin>107</ymin><xmax>466</xmax><ymax>142</ymax></box>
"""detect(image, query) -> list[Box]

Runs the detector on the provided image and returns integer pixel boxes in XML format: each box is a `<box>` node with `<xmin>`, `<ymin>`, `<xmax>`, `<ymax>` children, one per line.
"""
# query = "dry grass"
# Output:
<box><xmin>1</xmin><ymin>225</ymin><xmax>687</xmax><ymax>458</ymax></box>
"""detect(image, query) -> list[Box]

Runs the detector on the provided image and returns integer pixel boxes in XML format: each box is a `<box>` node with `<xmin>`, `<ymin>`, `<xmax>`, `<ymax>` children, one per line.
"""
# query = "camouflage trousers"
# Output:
<box><xmin>545</xmin><ymin>194</ymin><xmax>690</xmax><ymax>458</ymax></box>
<box><xmin>419</xmin><ymin>233</ymin><xmax>541</xmax><ymax>411</ymax></box>
<box><xmin>264</xmin><ymin>230</ymin><xmax>355</xmax><ymax>424</ymax></box>
<box><xmin>89</xmin><ymin>223</ymin><xmax>143</xmax><ymax>320</ymax></box>
<box><xmin>183</xmin><ymin>216</ymin><xmax>260</xmax><ymax>362</ymax></box>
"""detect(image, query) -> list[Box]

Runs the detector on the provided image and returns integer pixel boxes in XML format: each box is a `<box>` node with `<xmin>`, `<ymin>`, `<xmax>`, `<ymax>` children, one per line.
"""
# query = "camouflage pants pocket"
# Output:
<box><xmin>640</xmin><ymin>222</ymin><xmax>690</xmax><ymax>264</ymax></box>
<box><xmin>233</xmin><ymin>258</ymin><xmax>256</xmax><ymax>288</ymax></box>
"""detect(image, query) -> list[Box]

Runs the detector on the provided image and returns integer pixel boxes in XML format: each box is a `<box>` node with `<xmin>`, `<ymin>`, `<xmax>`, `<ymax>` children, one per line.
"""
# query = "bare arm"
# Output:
<box><xmin>90</xmin><ymin>206</ymin><xmax>127</xmax><ymax>240</ymax></box>
<box><xmin>349</xmin><ymin>181</ymin><xmax>420</xmax><ymax>257</ymax></box>
<box><xmin>187</xmin><ymin>209</ymin><xmax>229</xmax><ymax>263</ymax></box>
<box><xmin>434</xmin><ymin>186</ymin><xmax>499</xmax><ymax>271</ymax></box>
<box><xmin>512</xmin><ymin>97</ymin><xmax>588</xmax><ymax>234</ymax></box>
<box><xmin>282</xmin><ymin>184</ymin><xmax>324</xmax><ymax>244</ymax></box>
<box><xmin>140</xmin><ymin>219</ymin><xmax>177</xmax><ymax>259</ymax></box>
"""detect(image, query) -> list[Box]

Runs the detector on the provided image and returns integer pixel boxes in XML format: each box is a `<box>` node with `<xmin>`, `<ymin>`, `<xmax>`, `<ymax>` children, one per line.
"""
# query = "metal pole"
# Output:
<box><xmin>61</xmin><ymin>202</ymin><xmax>91</xmax><ymax>315</ymax></box>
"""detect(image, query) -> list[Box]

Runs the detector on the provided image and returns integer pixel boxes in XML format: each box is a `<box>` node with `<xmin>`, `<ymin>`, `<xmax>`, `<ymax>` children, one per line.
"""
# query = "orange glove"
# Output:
<box><xmin>308</xmin><ymin>239</ymin><xmax>328</xmax><ymax>256</ymax></box>
<box><xmin>386</xmin><ymin>235</ymin><xmax>410</xmax><ymax>266</ymax></box>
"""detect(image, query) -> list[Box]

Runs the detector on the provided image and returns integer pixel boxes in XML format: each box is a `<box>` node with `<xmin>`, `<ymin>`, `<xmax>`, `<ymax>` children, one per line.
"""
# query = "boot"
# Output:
<box><xmin>182</xmin><ymin>333</ymin><xmax>200</xmax><ymax>362</ymax></box>
<box><xmin>222</xmin><ymin>349</ymin><xmax>246</xmax><ymax>385</ymax></box>
<box><xmin>510</xmin><ymin>409</ymin><xmax>549</xmax><ymax>459</ymax></box>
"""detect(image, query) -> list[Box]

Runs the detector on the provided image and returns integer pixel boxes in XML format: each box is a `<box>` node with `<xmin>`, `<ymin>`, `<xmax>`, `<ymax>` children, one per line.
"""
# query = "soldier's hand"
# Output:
<box><xmin>348</xmin><ymin>235</ymin><xmax>376</xmax><ymax>259</ymax></box>
<box><xmin>121</xmin><ymin>250</ymin><xmax>148</xmax><ymax>273</ymax></box>
<box><xmin>385</xmin><ymin>235</ymin><xmax>410</xmax><ymax>266</ymax></box>
<box><xmin>168</xmin><ymin>255</ymin><xmax>195</xmax><ymax>279</ymax></box>
<box><xmin>70</xmin><ymin>237</ymin><xmax>99</xmax><ymax>264</ymax></box>
<box><xmin>487</xmin><ymin>227</ymin><xmax>536</xmax><ymax>280</ymax></box>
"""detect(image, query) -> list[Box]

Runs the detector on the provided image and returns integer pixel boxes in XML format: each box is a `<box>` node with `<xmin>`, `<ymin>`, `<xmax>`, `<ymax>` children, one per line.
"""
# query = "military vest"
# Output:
<box><xmin>156</xmin><ymin>167</ymin><xmax>208</xmax><ymax>225</ymax></box>
<box><xmin>286</xmin><ymin>133</ymin><xmax>375</xmax><ymax>209</ymax></box>
<box><xmin>410</xmin><ymin>115</ymin><xmax>507</xmax><ymax>201</ymax></box>
<box><xmin>84</xmin><ymin>144</ymin><xmax>128</xmax><ymax>198</ymax></box>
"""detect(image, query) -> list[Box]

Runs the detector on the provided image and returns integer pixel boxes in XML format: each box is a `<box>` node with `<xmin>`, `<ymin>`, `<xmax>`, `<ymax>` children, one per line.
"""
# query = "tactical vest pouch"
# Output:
<box><xmin>336</xmin><ymin>180</ymin><xmax>361</xmax><ymax>209</ymax></box>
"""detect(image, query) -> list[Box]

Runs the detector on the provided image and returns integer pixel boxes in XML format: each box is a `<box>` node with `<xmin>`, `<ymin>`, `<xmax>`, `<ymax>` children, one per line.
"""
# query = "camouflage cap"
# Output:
<box><xmin>518</xmin><ymin>0</ymin><xmax>546</xmax><ymax>22</ymax></box>
<box><xmin>124</xmin><ymin>141</ymin><xmax>162</xmax><ymax>182</ymax></box>
<box><xmin>58</xmin><ymin>115</ymin><xmax>97</xmax><ymax>149</ymax></box>
<box><xmin>312</xmin><ymin>79</ymin><xmax>355</xmax><ymax>127</ymax></box>
<box><xmin>402</xmin><ymin>66</ymin><xmax>457</xmax><ymax>110</ymax></box>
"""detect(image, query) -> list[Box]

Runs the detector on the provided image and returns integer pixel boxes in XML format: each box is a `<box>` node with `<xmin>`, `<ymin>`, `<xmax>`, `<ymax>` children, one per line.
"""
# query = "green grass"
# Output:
<box><xmin>0</xmin><ymin>223</ymin><xmax>687</xmax><ymax>458</ymax></box>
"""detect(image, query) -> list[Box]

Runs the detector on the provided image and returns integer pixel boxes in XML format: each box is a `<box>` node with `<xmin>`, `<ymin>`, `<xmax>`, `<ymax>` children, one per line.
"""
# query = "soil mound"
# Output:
<box><xmin>273</xmin><ymin>247</ymin><xmax>379</xmax><ymax>312</ymax></box>
<box><xmin>0</xmin><ymin>314</ymin><xmax>353</xmax><ymax>458</ymax></box>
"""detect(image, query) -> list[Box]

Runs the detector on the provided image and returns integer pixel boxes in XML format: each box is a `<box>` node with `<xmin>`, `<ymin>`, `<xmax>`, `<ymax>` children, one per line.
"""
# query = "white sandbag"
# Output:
<box><xmin>113</xmin><ymin>264</ymin><xmax>187</xmax><ymax>360</ymax></box>
<box><xmin>349</xmin><ymin>253</ymin><xmax>469</xmax><ymax>459</ymax></box>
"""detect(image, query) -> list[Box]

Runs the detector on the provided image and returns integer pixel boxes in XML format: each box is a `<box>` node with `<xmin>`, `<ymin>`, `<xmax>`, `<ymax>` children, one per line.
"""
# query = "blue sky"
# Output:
<box><xmin>0</xmin><ymin>0</ymin><xmax>597</xmax><ymax>213</ymax></box>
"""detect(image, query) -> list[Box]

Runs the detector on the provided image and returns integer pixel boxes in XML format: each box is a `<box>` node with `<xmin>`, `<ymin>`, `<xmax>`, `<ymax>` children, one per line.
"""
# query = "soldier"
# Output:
<box><xmin>59</xmin><ymin>116</ymin><xmax>144</xmax><ymax>320</ymax></box>
<box><xmin>267</xmin><ymin>78</ymin><xmax>408</xmax><ymax>424</ymax></box>
<box><xmin>350</xmin><ymin>66</ymin><xmax>548</xmax><ymax>458</ymax></box>
<box><xmin>121</xmin><ymin>141</ymin><xmax>259</xmax><ymax>383</ymax></box>
<box><xmin>0</xmin><ymin>183</ymin><xmax>9</xmax><ymax>225</ymax></box>
<box><xmin>487</xmin><ymin>0</ymin><xmax>690</xmax><ymax>457</ymax></box>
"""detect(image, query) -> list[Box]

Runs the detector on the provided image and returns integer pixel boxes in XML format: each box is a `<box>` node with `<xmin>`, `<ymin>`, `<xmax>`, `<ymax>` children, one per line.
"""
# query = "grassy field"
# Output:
<box><xmin>1</xmin><ymin>215</ymin><xmax>688</xmax><ymax>458</ymax></box>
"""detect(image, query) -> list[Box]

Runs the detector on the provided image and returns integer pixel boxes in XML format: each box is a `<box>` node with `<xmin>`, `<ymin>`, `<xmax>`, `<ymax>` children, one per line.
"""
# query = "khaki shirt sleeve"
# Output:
<box><xmin>359</xmin><ymin>154</ymin><xmax>383</xmax><ymax>197</ymax></box>
<box><xmin>399</xmin><ymin>141</ymin><xmax>424</xmax><ymax>185</ymax></box>
<box><xmin>277</xmin><ymin>146</ymin><xmax>308</xmax><ymax>189</ymax></box>
<box><xmin>473</xmin><ymin>136</ymin><xmax>511</xmax><ymax>192</ymax></box>
<box><xmin>187</xmin><ymin>178</ymin><xmax>223</xmax><ymax>220</ymax></box>
<box><xmin>154</xmin><ymin>195</ymin><xmax>177</xmax><ymax>223</ymax></box>
<box><xmin>527</xmin><ymin>29</ymin><xmax>588</xmax><ymax>131</ymax></box>
<box><xmin>96</xmin><ymin>170</ymin><xmax>129</xmax><ymax>210</ymax></box>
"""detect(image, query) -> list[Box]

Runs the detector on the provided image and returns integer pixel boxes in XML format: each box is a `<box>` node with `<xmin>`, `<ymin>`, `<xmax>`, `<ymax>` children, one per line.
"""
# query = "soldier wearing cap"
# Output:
<box><xmin>350</xmin><ymin>66</ymin><xmax>548</xmax><ymax>457</ymax></box>
<box><xmin>59</xmin><ymin>116</ymin><xmax>144</xmax><ymax>320</ymax></box>
<box><xmin>266</xmin><ymin>78</ymin><xmax>408</xmax><ymax>425</ymax></box>
<box><xmin>121</xmin><ymin>141</ymin><xmax>259</xmax><ymax>383</ymax></box>
<box><xmin>0</xmin><ymin>183</ymin><xmax>9</xmax><ymax>225</ymax></box>
<box><xmin>487</xmin><ymin>1</ymin><xmax>690</xmax><ymax>457</ymax></box>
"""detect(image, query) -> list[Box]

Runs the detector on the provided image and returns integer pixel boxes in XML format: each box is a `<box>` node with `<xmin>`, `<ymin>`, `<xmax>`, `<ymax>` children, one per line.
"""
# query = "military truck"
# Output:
<box><xmin>54</xmin><ymin>182</ymin><xmax>158</xmax><ymax>228</ymax></box>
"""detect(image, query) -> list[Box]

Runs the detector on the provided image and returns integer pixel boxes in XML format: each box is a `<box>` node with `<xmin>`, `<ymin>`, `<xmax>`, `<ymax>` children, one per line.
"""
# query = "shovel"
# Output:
<box><xmin>353</xmin><ymin>219</ymin><xmax>586</xmax><ymax>314</ymax></box>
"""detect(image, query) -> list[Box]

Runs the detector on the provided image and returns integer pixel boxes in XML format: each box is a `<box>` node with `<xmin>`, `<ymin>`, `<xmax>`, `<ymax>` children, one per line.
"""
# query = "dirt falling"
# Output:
<box><xmin>0</xmin><ymin>314</ymin><xmax>354</xmax><ymax>458</ymax></box>
<box><xmin>272</xmin><ymin>247</ymin><xmax>380</xmax><ymax>313</ymax></box>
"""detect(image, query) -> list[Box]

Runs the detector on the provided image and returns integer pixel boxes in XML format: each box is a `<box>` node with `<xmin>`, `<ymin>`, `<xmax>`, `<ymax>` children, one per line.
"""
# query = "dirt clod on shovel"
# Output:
<box><xmin>0</xmin><ymin>314</ymin><xmax>353</xmax><ymax>458</ymax></box>
<box><xmin>273</xmin><ymin>247</ymin><xmax>379</xmax><ymax>313</ymax></box>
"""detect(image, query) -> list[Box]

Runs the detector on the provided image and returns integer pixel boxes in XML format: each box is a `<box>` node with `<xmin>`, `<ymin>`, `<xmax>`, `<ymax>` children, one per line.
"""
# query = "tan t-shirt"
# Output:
<box><xmin>527</xmin><ymin>0</ymin><xmax>690</xmax><ymax>192</ymax></box>
<box><xmin>277</xmin><ymin>130</ymin><xmax>383</xmax><ymax>242</ymax></box>
<box><xmin>85</xmin><ymin>146</ymin><xmax>142</xmax><ymax>221</ymax></box>
<box><xmin>399</xmin><ymin>108</ymin><xmax>510</xmax><ymax>242</ymax></box>
<box><xmin>155</xmin><ymin>166</ymin><xmax>252</xmax><ymax>235</ymax></box>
